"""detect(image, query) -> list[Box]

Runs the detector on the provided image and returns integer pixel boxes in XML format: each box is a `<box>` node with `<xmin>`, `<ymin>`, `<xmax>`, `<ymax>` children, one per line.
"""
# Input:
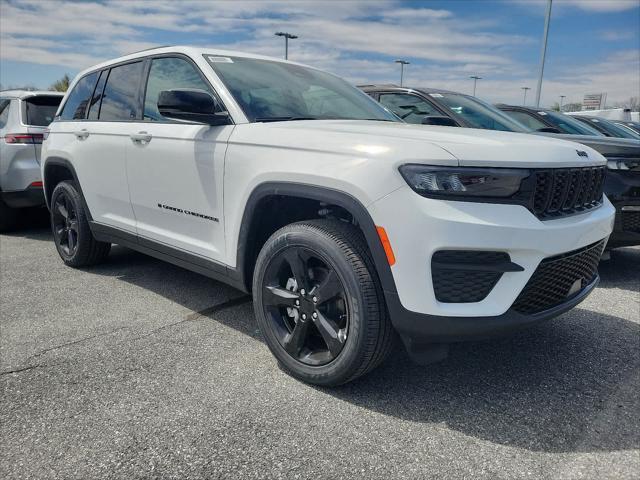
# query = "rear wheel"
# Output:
<box><xmin>253</xmin><ymin>220</ymin><xmax>394</xmax><ymax>386</ymax></box>
<box><xmin>50</xmin><ymin>180</ymin><xmax>110</xmax><ymax>267</ymax></box>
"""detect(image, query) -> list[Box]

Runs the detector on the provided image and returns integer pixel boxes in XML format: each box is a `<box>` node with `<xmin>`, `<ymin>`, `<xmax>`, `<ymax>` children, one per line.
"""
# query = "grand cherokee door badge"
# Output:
<box><xmin>157</xmin><ymin>203</ymin><xmax>219</xmax><ymax>222</ymax></box>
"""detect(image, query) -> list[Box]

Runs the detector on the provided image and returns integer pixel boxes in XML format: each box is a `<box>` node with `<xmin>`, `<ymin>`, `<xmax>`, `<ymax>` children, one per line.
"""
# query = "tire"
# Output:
<box><xmin>253</xmin><ymin>219</ymin><xmax>395</xmax><ymax>386</ymax></box>
<box><xmin>0</xmin><ymin>196</ymin><xmax>19</xmax><ymax>232</ymax></box>
<box><xmin>50</xmin><ymin>180</ymin><xmax>111</xmax><ymax>267</ymax></box>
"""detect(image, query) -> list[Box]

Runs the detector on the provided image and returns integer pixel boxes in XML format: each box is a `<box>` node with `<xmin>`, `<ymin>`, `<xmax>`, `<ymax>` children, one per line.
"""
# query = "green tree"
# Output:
<box><xmin>49</xmin><ymin>74</ymin><xmax>71</xmax><ymax>92</ymax></box>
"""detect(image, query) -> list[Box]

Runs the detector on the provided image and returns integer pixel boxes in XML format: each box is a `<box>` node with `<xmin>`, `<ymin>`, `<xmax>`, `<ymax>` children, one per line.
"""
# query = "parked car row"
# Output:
<box><xmin>0</xmin><ymin>46</ymin><xmax>636</xmax><ymax>386</ymax></box>
<box><xmin>360</xmin><ymin>85</ymin><xmax>639</xmax><ymax>249</ymax></box>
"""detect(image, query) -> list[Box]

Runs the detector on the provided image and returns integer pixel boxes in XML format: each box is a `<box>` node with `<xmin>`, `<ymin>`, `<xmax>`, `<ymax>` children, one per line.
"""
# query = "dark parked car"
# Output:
<box><xmin>495</xmin><ymin>105</ymin><xmax>639</xmax><ymax>249</ymax></box>
<box><xmin>613</xmin><ymin>120</ymin><xmax>640</xmax><ymax>135</ymax></box>
<box><xmin>571</xmin><ymin>115</ymin><xmax>640</xmax><ymax>139</ymax></box>
<box><xmin>359</xmin><ymin>86</ymin><xmax>640</xmax><ymax>249</ymax></box>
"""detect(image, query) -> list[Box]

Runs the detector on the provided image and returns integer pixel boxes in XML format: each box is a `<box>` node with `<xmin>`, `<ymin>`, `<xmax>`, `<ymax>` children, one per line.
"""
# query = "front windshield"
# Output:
<box><xmin>542</xmin><ymin>111</ymin><xmax>603</xmax><ymax>136</ymax></box>
<box><xmin>434</xmin><ymin>93</ymin><xmax>529</xmax><ymax>132</ymax></box>
<box><xmin>587</xmin><ymin>118</ymin><xmax>640</xmax><ymax>139</ymax></box>
<box><xmin>205</xmin><ymin>55</ymin><xmax>398</xmax><ymax>123</ymax></box>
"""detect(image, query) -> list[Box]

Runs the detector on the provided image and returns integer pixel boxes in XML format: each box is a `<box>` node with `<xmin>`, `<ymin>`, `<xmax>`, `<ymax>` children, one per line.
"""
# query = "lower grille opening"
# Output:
<box><xmin>512</xmin><ymin>240</ymin><xmax>605</xmax><ymax>315</ymax></box>
<box><xmin>621</xmin><ymin>211</ymin><xmax>640</xmax><ymax>233</ymax></box>
<box><xmin>432</xmin><ymin>251</ymin><xmax>510</xmax><ymax>303</ymax></box>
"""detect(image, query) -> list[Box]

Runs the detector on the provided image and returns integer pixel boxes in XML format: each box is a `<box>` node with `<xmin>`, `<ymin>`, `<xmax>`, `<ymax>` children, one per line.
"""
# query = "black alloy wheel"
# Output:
<box><xmin>262</xmin><ymin>246</ymin><xmax>349</xmax><ymax>366</ymax></box>
<box><xmin>52</xmin><ymin>191</ymin><xmax>79</xmax><ymax>257</ymax></box>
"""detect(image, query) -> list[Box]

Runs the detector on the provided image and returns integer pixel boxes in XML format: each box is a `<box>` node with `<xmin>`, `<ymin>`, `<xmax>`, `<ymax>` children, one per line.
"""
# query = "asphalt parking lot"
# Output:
<box><xmin>1</xmin><ymin>210</ymin><xmax>639</xmax><ymax>480</ymax></box>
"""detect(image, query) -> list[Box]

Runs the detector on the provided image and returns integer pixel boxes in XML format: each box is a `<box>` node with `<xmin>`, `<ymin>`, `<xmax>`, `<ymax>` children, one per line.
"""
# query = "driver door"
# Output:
<box><xmin>125</xmin><ymin>56</ymin><xmax>233</xmax><ymax>263</ymax></box>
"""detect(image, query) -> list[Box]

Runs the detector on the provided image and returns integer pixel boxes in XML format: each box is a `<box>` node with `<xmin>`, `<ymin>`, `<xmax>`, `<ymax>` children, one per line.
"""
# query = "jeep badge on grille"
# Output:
<box><xmin>576</xmin><ymin>150</ymin><xmax>588</xmax><ymax>158</ymax></box>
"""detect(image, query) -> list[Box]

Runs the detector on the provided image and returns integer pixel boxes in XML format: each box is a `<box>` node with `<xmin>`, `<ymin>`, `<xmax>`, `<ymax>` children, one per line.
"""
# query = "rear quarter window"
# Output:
<box><xmin>59</xmin><ymin>72</ymin><xmax>99</xmax><ymax>120</ymax></box>
<box><xmin>24</xmin><ymin>96</ymin><xmax>63</xmax><ymax>126</ymax></box>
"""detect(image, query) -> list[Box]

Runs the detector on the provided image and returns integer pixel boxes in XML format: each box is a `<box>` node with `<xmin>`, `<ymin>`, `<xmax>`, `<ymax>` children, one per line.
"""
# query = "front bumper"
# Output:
<box><xmin>368</xmin><ymin>186</ymin><xmax>615</xmax><ymax>342</ymax></box>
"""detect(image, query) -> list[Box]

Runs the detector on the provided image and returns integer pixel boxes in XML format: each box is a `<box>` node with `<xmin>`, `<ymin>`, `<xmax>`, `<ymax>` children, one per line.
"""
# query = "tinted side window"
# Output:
<box><xmin>99</xmin><ymin>61</ymin><xmax>144</xmax><ymax>121</ymax></box>
<box><xmin>87</xmin><ymin>70</ymin><xmax>107</xmax><ymax>120</ymax></box>
<box><xmin>0</xmin><ymin>99</ymin><xmax>10</xmax><ymax>128</ymax></box>
<box><xmin>59</xmin><ymin>72</ymin><xmax>99</xmax><ymax>120</ymax></box>
<box><xmin>379</xmin><ymin>93</ymin><xmax>439</xmax><ymax>124</ymax></box>
<box><xmin>505</xmin><ymin>110</ymin><xmax>547</xmax><ymax>130</ymax></box>
<box><xmin>144</xmin><ymin>57</ymin><xmax>213</xmax><ymax>121</ymax></box>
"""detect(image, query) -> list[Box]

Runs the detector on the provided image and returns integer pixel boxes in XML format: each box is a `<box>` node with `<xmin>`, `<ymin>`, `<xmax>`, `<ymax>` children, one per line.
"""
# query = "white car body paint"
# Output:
<box><xmin>43</xmin><ymin>46</ymin><xmax>615</xmax><ymax>322</ymax></box>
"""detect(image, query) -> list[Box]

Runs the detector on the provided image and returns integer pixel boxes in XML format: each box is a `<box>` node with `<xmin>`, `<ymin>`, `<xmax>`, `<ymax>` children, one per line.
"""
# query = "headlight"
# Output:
<box><xmin>399</xmin><ymin>165</ymin><xmax>530</xmax><ymax>199</ymax></box>
<box><xmin>606</xmin><ymin>158</ymin><xmax>639</xmax><ymax>171</ymax></box>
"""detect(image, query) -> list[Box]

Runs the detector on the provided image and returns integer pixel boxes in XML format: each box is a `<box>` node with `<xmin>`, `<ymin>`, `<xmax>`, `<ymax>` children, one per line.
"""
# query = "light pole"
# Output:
<box><xmin>275</xmin><ymin>32</ymin><xmax>298</xmax><ymax>60</ymax></box>
<box><xmin>470</xmin><ymin>76</ymin><xmax>482</xmax><ymax>96</ymax></box>
<box><xmin>534</xmin><ymin>0</ymin><xmax>552</xmax><ymax>107</ymax></box>
<box><xmin>395</xmin><ymin>60</ymin><xmax>410</xmax><ymax>87</ymax></box>
<box><xmin>521</xmin><ymin>86</ymin><xmax>531</xmax><ymax>105</ymax></box>
<box><xmin>559</xmin><ymin>95</ymin><xmax>566</xmax><ymax>111</ymax></box>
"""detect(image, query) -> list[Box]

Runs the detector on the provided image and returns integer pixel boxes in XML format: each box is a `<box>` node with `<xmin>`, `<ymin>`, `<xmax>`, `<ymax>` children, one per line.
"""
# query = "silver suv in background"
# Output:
<box><xmin>0</xmin><ymin>90</ymin><xmax>64</xmax><ymax>231</ymax></box>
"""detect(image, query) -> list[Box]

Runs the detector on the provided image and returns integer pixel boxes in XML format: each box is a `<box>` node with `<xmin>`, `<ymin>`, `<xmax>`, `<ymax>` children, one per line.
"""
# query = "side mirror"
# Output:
<box><xmin>157</xmin><ymin>89</ymin><xmax>230</xmax><ymax>126</ymax></box>
<box><xmin>537</xmin><ymin>127</ymin><xmax>562</xmax><ymax>134</ymax></box>
<box><xmin>421</xmin><ymin>115</ymin><xmax>458</xmax><ymax>127</ymax></box>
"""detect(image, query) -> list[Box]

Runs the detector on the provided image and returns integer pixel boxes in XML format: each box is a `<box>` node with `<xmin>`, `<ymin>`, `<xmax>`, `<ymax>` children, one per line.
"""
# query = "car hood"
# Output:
<box><xmin>234</xmin><ymin>120</ymin><xmax>606</xmax><ymax>168</ymax></box>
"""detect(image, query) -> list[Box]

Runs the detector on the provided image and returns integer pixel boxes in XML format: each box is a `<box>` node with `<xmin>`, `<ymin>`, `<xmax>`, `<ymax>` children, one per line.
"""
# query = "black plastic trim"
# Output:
<box><xmin>1</xmin><ymin>186</ymin><xmax>45</xmax><ymax>208</ymax></box>
<box><xmin>42</xmin><ymin>157</ymin><xmax>91</xmax><ymax>218</ymax></box>
<box><xmin>389</xmin><ymin>275</ymin><xmax>600</xmax><ymax>343</ymax></box>
<box><xmin>235</xmin><ymin>182</ymin><xmax>398</xmax><ymax>299</ymax></box>
<box><xmin>89</xmin><ymin>222</ymin><xmax>245</xmax><ymax>290</ymax></box>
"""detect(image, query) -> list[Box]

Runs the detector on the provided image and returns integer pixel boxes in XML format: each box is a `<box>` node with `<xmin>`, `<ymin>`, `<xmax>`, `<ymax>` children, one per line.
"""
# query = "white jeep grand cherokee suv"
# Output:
<box><xmin>42</xmin><ymin>47</ymin><xmax>614</xmax><ymax>386</ymax></box>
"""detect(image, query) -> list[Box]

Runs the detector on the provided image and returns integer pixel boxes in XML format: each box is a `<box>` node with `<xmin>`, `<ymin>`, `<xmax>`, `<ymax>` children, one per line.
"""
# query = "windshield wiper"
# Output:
<box><xmin>254</xmin><ymin>116</ymin><xmax>319</xmax><ymax>122</ymax></box>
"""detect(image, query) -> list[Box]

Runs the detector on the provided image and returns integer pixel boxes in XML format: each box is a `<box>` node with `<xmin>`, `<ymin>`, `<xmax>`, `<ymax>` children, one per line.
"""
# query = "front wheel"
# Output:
<box><xmin>253</xmin><ymin>220</ymin><xmax>394</xmax><ymax>386</ymax></box>
<box><xmin>50</xmin><ymin>180</ymin><xmax>111</xmax><ymax>267</ymax></box>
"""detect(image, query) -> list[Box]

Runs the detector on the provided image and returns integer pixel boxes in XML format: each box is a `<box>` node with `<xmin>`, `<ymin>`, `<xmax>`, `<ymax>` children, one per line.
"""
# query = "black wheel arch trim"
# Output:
<box><xmin>42</xmin><ymin>157</ymin><xmax>93</xmax><ymax>221</ymax></box>
<box><xmin>235</xmin><ymin>182</ymin><xmax>399</xmax><ymax>300</ymax></box>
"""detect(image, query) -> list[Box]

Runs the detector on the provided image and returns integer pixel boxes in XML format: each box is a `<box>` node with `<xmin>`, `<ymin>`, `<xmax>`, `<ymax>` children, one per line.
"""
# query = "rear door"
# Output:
<box><xmin>125</xmin><ymin>55</ymin><xmax>232</xmax><ymax>263</ymax></box>
<box><xmin>52</xmin><ymin>62</ymin><xmax>144</xmax><ymax>233</ymax></box>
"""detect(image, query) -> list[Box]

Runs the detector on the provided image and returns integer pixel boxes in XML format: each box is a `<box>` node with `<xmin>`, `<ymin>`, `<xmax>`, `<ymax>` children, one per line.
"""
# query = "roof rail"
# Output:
<box><xmin>124</xmin><ymin>45</ymin><xmax>171</xmax><ymax>56</ymax></box>
<box><xmin>357</xmin><ymin>83</ymin><xmax>399</xmax><ymax>88</ymax></box>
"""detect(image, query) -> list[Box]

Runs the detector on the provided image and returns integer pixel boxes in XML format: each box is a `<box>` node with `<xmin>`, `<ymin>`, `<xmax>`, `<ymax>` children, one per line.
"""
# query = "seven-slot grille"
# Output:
<box><xmin>531</xmin><ymin>166</ymin><xmax>605</xmax><ymax>219</ymax></box>
<box><xmin>512</xmin><ymin>240</ymin><xmax>605</xmax><ymax>315</ymax></box>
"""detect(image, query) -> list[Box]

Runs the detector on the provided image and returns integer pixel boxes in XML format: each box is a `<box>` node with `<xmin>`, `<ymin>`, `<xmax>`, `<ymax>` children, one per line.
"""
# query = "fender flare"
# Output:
<box><xmin>235</xmin><ymin>182</ymin><xmax>399</xmax><ymax>299</ymax></box>
<box><xmin>42</xmin><ymin>157</ymin><xmax>92</xmax><ymax>220</ymax></box>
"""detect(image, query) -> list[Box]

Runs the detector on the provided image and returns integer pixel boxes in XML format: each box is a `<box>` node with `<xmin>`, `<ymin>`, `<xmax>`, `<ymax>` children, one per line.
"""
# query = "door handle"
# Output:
<box><xmin>130</xmin><ymin>131</ymin><xmax>152</xmax><ymax>144</ymax></box>
<box><xmin>74</xmin><ymin>129</ymin><xmax>89</xmax><ymax>140</ymax></box>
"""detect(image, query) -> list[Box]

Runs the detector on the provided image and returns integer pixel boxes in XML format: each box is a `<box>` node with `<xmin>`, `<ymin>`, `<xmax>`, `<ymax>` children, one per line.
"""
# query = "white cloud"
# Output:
<box><xmin>559</xmin><ymin>0</ymin><xmax>639</xmax><ymax>12</ymax></box>
<box><xmin>0</xmin><ymin>0</ymin><xmax>637</xmax><ymax>106</ymax></box>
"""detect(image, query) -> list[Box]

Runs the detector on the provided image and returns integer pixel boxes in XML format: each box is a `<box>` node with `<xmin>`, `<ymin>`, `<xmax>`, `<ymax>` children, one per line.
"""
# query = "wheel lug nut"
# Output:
<box><xmin>312</xmin><ymin>296</ymin><xmax>317</xmax><ymax>303</ymax></box>
<box><xmin>300</xmin><ymin>289</ymin><xmax>306</xmax><ymax>295</ymax></box>
<box><xmin>295</xmin><ymin>300</ymin><xmax>300</xmax><ymax>306</ymax></box>
<box><xmin>301</xmin><ymin>314</ymin><xmax>307</xmax><ymax>320</ymax></box>
<box><xmin>312</xmin><ymin>312</ymin><xmax>318</xmax><ymax>319</ymax></box>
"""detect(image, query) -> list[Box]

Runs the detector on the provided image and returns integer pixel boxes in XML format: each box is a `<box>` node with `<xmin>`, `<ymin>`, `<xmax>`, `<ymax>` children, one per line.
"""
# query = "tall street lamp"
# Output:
<box><xmin>275</xmin><ymin>32</ymin><xmax>298</xmax><ymax>60</ymax></box>
<box><xmin>534</xmin><ymin>0</ymin><xmax>553</xmax><ymax>107</ymax></box>
<box><xmin>521</xmin><ymin>86</ymin><xmax>531</xmax><ymax>105</ymax></box>
<box><xmin>559</xmin><ymin>95</ymin><xmax>566</xmax><ymax>111</ymax></box>
<box><xmin>470</xmin><ymin>75</ymin><xmax>482</xmax><ymax>96</ymax></box>
<box><xmin>395</xmin><ymin>60</ymin><xmax>410</xmax><ymax>86</ymax></box>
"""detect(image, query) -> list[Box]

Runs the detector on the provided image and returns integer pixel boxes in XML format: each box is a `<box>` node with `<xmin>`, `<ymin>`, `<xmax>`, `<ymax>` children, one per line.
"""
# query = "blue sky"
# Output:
<box><xmin>1</xmin><ymin>0</ymin><xmax>638</xmax><ymax>107</ymax></box>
